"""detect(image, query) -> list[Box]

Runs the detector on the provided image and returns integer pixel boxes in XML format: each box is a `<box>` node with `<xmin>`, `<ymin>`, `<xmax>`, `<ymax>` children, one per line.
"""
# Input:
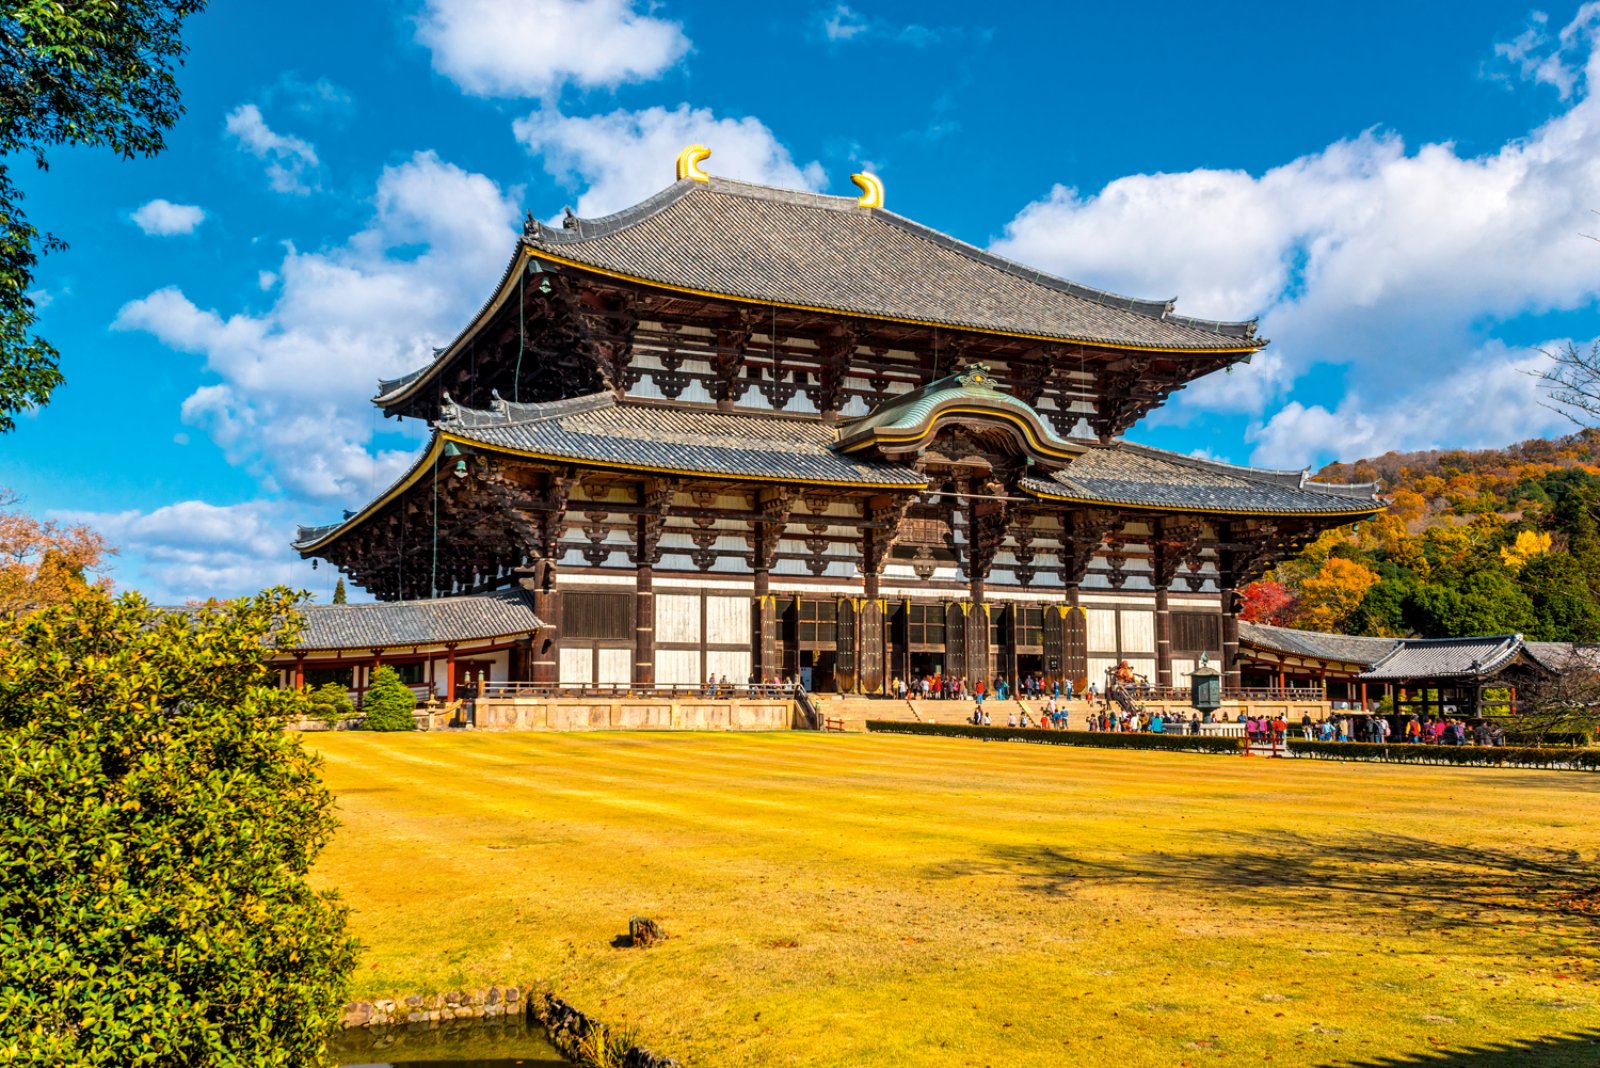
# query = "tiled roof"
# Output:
<box><xmin>1022</xmin><ymin>442</ymin><xmax>1383</xmax><ymax>516</ymax></box>
<box><xmin>442</xmin><ymin>392</ymin><xmax>927</xmax><ymax>487</ymax></box>
<box><xmin>523</xmin><ymin>176</ymin><xmax>1263</xmax><ymax>351</ymax></box>
<box><xmin>1239</xmin><ymin>622</ymin><xmax>1399</xmax><ymax>666</ymax></box>
<box><xmin>1359</xmin><ymin>636</ymin><xmax>1556</xmax><ymax>681</ymax></box>
<box><xmin>286</xmin><ymin>588</ymin><xmax>544</xmax><ymax>651</ymax></box>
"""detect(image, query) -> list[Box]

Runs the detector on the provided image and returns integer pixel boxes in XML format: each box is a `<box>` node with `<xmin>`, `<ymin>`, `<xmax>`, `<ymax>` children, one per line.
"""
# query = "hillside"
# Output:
<box><xmin>1243</xmin><ymin>430</ymin><xmax>1600</xmax><ymax>641</ymax></box>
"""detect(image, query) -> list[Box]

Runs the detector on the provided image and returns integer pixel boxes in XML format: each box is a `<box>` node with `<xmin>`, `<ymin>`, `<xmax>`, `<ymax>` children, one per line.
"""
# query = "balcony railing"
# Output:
<box><xmin>476</xmin><ymin>681</ymin><xmax>803</xmax><ymax>701</ymax></box>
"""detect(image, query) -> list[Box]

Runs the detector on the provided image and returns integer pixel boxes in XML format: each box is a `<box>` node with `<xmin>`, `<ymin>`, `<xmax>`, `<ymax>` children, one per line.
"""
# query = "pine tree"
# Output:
<box><xmin>361</xmin><ymin>666</ymin><xmax>416</xmax><ymax>731</ymax></box>
<box><xmin>332</xmin><ymin>578</ymin><xmax>347</xmax><ymax>605</ymax></box>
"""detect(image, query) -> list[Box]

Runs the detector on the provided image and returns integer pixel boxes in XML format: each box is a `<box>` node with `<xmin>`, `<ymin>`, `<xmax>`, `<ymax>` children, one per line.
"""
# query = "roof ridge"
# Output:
<box><xmin>439</xmin><ymin>390</ymin><xmax>617</xmax><ymax>429</ymax></box>
<box><xmin>526</xmin><ymin>180</ymin><xmax>699</xmax><ymax>245</ymax></box>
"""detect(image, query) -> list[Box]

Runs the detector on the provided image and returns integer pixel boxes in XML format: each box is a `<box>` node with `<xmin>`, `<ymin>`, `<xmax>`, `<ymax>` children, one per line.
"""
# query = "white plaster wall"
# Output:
<box><xmin>706</xmin><ymin>596</ymin><xmax>751</xmax><ymax>644</ymax></box>
<box><xmin>656</xmin><ymin>594</ymin><xmax>701</xmax><ymax>643</ymax></box>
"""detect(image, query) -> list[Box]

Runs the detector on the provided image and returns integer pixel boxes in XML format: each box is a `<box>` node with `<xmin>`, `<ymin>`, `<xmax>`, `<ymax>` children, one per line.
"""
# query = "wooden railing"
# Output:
<box><xmin>476</xmin><ymin>681</ymin><xmax>802</xmax><ymax>701</ymax></box>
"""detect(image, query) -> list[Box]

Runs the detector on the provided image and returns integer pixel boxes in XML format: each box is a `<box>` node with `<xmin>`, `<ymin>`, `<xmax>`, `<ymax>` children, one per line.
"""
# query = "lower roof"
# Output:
<box><xmin>282</xmin><ymin>588</ymin><xmax>544</xmax><ymax>652</ymax></box>
<box><xmin>1238</xmin><ymin>622</ymin><xmax>1402</xmax><ymax>666</ymax></box>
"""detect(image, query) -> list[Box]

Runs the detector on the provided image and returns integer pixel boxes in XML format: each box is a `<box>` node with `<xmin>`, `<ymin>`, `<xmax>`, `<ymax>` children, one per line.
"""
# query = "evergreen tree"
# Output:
<box><xmin>0</xmin><ymin>589</ymin><xmax>355</xmax><ymax>1063</ymax></box>
<box><xmin>332</xmin><ymin>577</ymin><xmax>347</xmax><ymax>604</ymax></box>
<box><xmin>361</xmin><ymin>665</ymin><xmax>416</xmax><ymax>731</ymax></box>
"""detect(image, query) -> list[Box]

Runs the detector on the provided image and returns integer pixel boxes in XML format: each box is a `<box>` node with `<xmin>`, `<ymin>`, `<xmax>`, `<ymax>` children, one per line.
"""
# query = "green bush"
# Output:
<box><xmin>0</xmin><ymin>589</ymin><xmax>356</xmax><ymax>1066</ymax></box>
<box><xmin>307</xmin><ymin>680</ymin><xmax>355</xmax><ymax>727</ymax></box>
<box><xmin>362</xmin><ymin>665</ymin><xmax>417</xmax><ymax>731</ymax></box>
<box><xmin>1287</xmin><ymin>739</ymin><xmax>1600</xmax><ymax>770</ymax></box>
<box><xmin>865</xmin><ymin>720</ymin><xmax>1247</xmax><ymax>754</ymax></box>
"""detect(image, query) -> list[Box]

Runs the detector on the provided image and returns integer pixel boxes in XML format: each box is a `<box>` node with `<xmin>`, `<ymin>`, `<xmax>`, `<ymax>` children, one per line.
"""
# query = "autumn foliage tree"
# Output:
<box><xmin>1239</xmin><ymin>580</ymin><xmax>1296</xmax><ymax>626</ymax></box>
<box><xmin>0</xmin><ymin>488</ymin><xmax>111</xmax><ymax>614</ymax></box>
<box><xmin>1297</xmin><ymin>557</ymin><xmax>1380</xmax><ymax>632</ymax></box>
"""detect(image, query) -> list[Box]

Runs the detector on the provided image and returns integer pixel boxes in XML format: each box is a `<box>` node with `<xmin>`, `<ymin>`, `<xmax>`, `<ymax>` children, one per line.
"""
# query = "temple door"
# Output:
<box><xmin>1044</xmin><ymin>606</ymin><xmax>1065</xmax><ymax>684</ymax></box>
<box><xmin>966</xmin><ymin>602</ymin><xmax>989</xmax><ymax>685</ymax></box>
<box><xmin>1064</xmin><ymin>607</ymin><xmax>1088</xmax><ymax>690</ymax></box>
<box><xmin>835</xmin><ymin>597</ymin><xmax>857</xmax><ymax>693</ymax></box>
<box><xmin>857</xmin><ymin>598</ymin><xmax>885</xmax><ymax>695</ymax></box>
<box><xmin>943</xmin><ymin>601</ymin><xmax>967</xmax><ymax>681</ymax></box>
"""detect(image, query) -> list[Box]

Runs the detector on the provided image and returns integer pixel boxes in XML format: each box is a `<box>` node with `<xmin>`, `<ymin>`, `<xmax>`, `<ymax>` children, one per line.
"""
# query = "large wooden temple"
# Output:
<box><xmin>295</xmin><ymin>150</ymin><xmax>1383</xmax><ymax>694</ymax></box>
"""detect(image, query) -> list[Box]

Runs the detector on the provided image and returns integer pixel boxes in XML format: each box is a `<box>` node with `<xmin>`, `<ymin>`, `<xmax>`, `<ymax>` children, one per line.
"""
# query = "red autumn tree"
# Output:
<box><xmin>1239</xmin><ymin>580</ymin><xmax>1296</xmax><ymax>626</ymax></box>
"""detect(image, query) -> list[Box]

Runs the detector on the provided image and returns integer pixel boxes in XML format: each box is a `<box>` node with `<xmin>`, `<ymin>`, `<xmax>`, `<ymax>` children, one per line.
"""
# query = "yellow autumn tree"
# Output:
<box><xmin>0</xmin><ymin>489</ymin><xmax>113</xmax><ymax>615</ymax></box>
<box><xmin>1296</xmin><ymin>557</ymin><xmax>1380</xmax><ymax>633</ymax></box>
<box><xmin>1499</xmin><ymin>529</ymin><xmax>1553</xmax><ymax>572</ymax></box>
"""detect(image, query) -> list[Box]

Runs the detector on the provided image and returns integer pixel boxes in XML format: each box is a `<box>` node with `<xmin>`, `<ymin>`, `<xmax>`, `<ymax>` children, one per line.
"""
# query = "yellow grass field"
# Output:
<box><xmin>307</xmin><ymin>732</ymin><xmax>1600</xmax><ymax>1067</ymax></box>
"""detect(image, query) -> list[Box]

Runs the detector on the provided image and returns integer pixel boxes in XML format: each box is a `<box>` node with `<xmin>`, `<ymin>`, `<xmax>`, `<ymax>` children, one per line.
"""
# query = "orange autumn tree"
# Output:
<box><xmin>0</xmin><ymin>489</ymin><xmax>113</xmax><ymax>615</ymax></box>
<box><xmin>1296</xmin><ymin>557</ymin><xmax>1380</xmax><ymax>633</ymax></box>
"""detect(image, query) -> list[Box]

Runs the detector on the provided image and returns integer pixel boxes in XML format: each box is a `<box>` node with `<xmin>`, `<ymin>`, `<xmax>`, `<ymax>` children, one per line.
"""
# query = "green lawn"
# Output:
<box><xmin>307</xmin><ymin>732</ymin><xmax>1600</xmax><ymax>1067</ymax></box>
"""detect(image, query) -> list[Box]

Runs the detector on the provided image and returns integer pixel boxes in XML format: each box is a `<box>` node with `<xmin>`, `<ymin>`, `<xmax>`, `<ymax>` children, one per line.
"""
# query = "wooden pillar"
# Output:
<box><xmin>1154</xmin><ymin>587</ymin><xmax>1172</xmax><ymax>688</ymax></box>
<box><xmin>967</xmin><ymin>574</ymin><xmax>989</xmax><ymax>686</ymax></box>
<box><xmin>1360</xmin><ymin>681</ymin><xmax>1368</xmax><ymax>712</ymax></box>
<box><xmin>752</xmin><ymin>568</ymin><xmax>778</xmax><ymax>685</ymax></box>
<box><xmin>446</xmin><ymin>644</ymin><xmax>457</xmax><ymax>702</ymax></box>
<box><xmin>524</xmin><ymin>561</ymin><xmax>560</xmax><ymax>687</ymax></box>
<box><xmin>1220</xmin><ymin>589</ymin><xmax>1242</xmax><ymax>692</ymax></box>
<box><xmin>634</xmin><ymin>563</ymin><xmax>655</xmax><ymax>686</ymax></box>
<box><xmin>294</xmin><ymin>656</ymin><xmax>305</xmax><ymax>691</ymax></box>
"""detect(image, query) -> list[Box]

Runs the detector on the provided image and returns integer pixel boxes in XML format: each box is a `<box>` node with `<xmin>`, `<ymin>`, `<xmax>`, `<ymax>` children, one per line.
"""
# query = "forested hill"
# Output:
<box><xmin>1242</xmin><ymin>429</ymin><xmax>1600</xmax><ymax>641</ymax></box>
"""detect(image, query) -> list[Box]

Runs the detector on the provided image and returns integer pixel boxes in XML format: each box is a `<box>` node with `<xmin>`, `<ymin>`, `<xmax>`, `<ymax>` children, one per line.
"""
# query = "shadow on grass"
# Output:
<box><xmin>1322</xmin><ymin>1028</ymin><xmax>1600</xmax><ymax>1066</ymax></box>
<box><xmin>928</xmin><ymin>831</ymin><xmax>1599</xmax><ymax>945</ymax></box>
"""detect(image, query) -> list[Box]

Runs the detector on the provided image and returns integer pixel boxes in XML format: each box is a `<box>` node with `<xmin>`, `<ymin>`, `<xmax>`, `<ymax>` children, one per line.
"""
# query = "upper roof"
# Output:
<box><xmin>1022</xmin><ymin>443</ymin><xmax>1383</xmax><ymax>517</ymax></box>
<box><xmin>1359</xmin><ymin>635</ymin><xmax>1558</xmax><ymax>681</ymax></box>
<box><xmin>1239</xmin><ymin>621</ymin><xmax>1402</xmax><ymax>666</ymax></box>
<box><xmin>284</xmin><ymin>588</ymin><xmax>545</xmax><ymax>652</ymax></box>
<box><xmin>520</xmin><ymin>176</ymin><xmax>1263</xmax><ymax>352</ymax></box>
<box><xmin>834</xmin><ymin>364</ymin><xmax>1086</xmax><ymax>462</ymax></box>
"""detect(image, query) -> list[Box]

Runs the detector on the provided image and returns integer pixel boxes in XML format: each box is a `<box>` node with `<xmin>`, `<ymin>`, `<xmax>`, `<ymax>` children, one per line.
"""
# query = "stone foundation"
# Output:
<box><xmin>340</xmin><ymin>984</ymin><xmax>525</xmax><ymax>1028</ymax></box>
<box><xmin>473</xmin><ymin>695</ymin><xmax>799</xmax><ymax>731</ymax></box>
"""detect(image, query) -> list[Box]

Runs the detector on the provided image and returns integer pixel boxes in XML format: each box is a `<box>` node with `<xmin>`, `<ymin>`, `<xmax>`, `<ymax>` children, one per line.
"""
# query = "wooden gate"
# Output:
<box><xmin>1065</xmin><ymin>606</ymin><xmax>1088</xmax><ymax>688</ymax></box>
<box><xmin>1044</xmin><ymin>605</ymin><xmax>1064</xmax><ymax>679</ymax></box>
<box><xmin>834</xmin><ymin>596</ymin><xmax>857</xmax><ymax>693</ymax></box>
<box><xmin>943</xmin><ymin>601</ymin><xmax>966</xmax><ymax>679</ymax></box>
<box><xmin>857</xmin><ymin>598</ymin><xmax>885</xmax><ymax>694</ymax></box>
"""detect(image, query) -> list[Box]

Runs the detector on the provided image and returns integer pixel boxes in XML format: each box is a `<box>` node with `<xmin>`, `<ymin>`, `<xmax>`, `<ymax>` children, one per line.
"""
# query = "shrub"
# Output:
<box><xmin>307</xmin><ymin>680</ymin><xmax>355</xmax><ymax>727</ymax></box>
<box><xmin>1287</xmin><ymin>739</ymin><xmax>1600</xmax><ymax>771</ymax></box>
<box><xmin>362</xmin><ymin>665</ymin><xmax>417</xmax><ymax>731</ymax></box>
<box><xmin>865</xmin><ymin>720</ymin><xmax>1247</xmax><ymax>754</ymax></box>
<box><xmin>0</xmin><ymin>589</ymin><xmax>357</xmax><ymax>1066</ymax></box>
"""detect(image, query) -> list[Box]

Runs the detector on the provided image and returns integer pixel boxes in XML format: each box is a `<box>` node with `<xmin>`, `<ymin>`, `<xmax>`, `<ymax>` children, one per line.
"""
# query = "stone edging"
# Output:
<box><xmin>338</xmin><ymin>985</ymin><xmax>680</xmax><ymax>1067</ymax></box>
<box><xmin>340</xmin><ymin>983</ymin><xmax>525</xmax><ymax>1027</ymax></box>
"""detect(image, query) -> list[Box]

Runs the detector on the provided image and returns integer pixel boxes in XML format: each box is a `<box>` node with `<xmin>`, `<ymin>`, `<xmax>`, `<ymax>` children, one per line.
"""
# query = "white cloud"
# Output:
<box><xmin>416</xmin><ymin>0</ymin><xmax>689</xmax><ymax>97</ymax></box>
<box><xmin>822</xmin><ymin>4</ymin><xmax>869</xmax><ymax>41</ymax></box>
<box><xmin>114</xmin><ymin>150</ymin><xmax>519</xmax><ymax>505</ymax></box>
<box><xmin>1245</xmin><ymin>342</ymin><xmax>1575</xmax><ymax>468</ymax></box>
<box><xmin>1490</xmin><ymin>4</ymin><xmax>1600</xmax><ymax>99</ymax></box>
<box><xmin>56</xmin><ymin>499</ymin><xmax>320</xmax><ymax>604</ymax></box>
<box><xmin>514</xmin><ymin>103</ymin><xmax>825</xmax><ymax>217</ymax></box>
<box><xmin>224</xmin><ymin>103</ymin><xmax>320</xmax><ymax>194</ymax></box>
<box><xmin>130</xmin><ymin>199</ymin><xmax>206</xmax><ymax>236</ymax></box>
<box><xmin>993</xmin><ymin>8</ymin><xmax>1600</xmax><ymax>466</ymax></box>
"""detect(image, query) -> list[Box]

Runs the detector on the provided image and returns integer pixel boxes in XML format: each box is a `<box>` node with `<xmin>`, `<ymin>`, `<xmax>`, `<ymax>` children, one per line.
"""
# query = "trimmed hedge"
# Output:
<box><xmin>865</xmin><ymin>720</ymin><xmax>1247</xmax><ymax>754</ymax></box>
<box><xmin>1288</xmin><ymin>739</ymin><xmax>1600</xmax><ymax>771</ymax></box>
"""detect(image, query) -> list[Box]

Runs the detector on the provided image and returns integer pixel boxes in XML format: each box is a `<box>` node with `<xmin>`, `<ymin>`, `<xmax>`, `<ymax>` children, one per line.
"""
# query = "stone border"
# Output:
<box><xmin>338</xmin><ymin>985</ymin><xmax>680</xmax><ymax>1067</ymax></box>
<box><xmin>340</xmin><ymin>983</ymin><xmax>526</xmax><ymax>1027</ymax></box>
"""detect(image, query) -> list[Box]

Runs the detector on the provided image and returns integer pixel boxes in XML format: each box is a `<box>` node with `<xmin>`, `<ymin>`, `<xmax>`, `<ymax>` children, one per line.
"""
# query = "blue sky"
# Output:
<box><xmin>8</xmin><ymin>0</ymin><xmax>1600</xmax><ymax>602</ymax></box>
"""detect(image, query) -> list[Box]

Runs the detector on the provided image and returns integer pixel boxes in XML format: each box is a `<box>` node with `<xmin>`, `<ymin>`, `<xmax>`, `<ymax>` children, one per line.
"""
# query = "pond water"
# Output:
<box><xmin>329</xmin><ymin>1016</ymin><xmax>566</xmax><ymax>1067</ymax></box>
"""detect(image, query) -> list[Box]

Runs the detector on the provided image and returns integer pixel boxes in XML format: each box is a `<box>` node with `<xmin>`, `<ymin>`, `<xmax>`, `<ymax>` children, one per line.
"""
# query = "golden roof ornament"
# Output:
<box><xmin>676</xmin><ymin>144</ymin><xmax>711</xmax><ymax>183</ymax></box>
<box><xmin>851</xmin><ymin>171</ymin><xmax>884</xmax><ymax>209</ymax></box>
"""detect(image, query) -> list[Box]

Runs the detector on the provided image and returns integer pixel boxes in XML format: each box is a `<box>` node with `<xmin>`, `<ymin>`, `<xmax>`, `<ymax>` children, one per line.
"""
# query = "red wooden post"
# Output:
<box><xmin>446</xmin><ymin>644</ymin><xmax>458</xmax><ymax>702</ymax></box>
<box><xmin>294</xmin><ymin>656</ymin><xmax>304</xmax><ymax>691</ymax></box>
<box><xmin>1360</xmin><ymin>681</ymin><xmax>1368</xmax><ymax>712</ymax></box>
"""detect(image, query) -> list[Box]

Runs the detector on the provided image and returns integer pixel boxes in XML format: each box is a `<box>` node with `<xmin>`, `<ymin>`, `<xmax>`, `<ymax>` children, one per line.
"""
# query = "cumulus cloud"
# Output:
<box><xmin>822</xmin><ymin>4</ymin><xmax>870</xmax><ymax>41</ymax></box>
<box><xmin>114</xmin><ymin>150</ymin><xmax>519</xmax><ymax>505</ymax></box>
<box><xmin>416</xmin><ymin>0</ymin><xmax>689</xmax><ymax>97</ymax></box>
<box><xmin>56</xmin><ymin>499</ymin><xmax>321</xmax><ymax>604</ymax></box>
<box><xmin>225</xmin><ymin>103</ymin><xmax>320</xmax><ymax>194</ymax></box>
<box><xmin>1246</xmin><ymin>342</ymin><xmax>1576</xmax><ymax>469</ymax></box>
<box><xmin>1490</xmin><ymin>4</ymin><xmax>1600</xmax><ymax>99</ymax></box>
<box><xmin>130</xmin><ymin>198</ymin><xmax>206</xmax><ymax>236</ymax></box>
<box><xmin>514</xmin><ymin>103</ymin><xmax>825</xmax><ymax>217</ymax></box>
<box><xmin>992</xmin><ymin>8</ymin><xmax>1600</xmax><ymax>467</ymax></box>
